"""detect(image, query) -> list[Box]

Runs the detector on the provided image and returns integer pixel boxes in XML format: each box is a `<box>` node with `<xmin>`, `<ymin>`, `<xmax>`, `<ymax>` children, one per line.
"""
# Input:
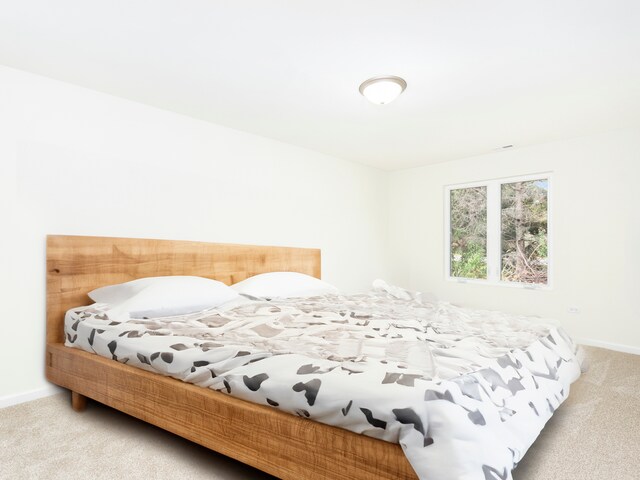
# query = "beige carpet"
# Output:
<box><xmin>1</xmin><ymin>346</ymin><xmax>638</xmax><ymax>480</ymax></box>
<box><xmin>0</xmin><ymin>394</ymin><xmax>275</xmax><ymax>480</ymax></box>
<box><xmin>514</xmin><ymin>346</ymin><xmax>640</xmax><ymax>480</ymax></box>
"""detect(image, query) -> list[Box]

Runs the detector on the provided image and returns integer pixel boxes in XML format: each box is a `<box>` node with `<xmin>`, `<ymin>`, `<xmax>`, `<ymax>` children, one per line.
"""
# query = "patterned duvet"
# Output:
<box><xmin>64</xmin><ymin>284</ymin><xmax>583</xmax><ymax>480</ymax></box>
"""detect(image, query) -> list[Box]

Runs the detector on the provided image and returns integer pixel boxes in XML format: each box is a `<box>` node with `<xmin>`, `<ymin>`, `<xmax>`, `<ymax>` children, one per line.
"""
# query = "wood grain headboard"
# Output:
<box><xmin>46</xmin><ymin>235</ymin><xmax>321</xmax><ymax>344</ymax></box>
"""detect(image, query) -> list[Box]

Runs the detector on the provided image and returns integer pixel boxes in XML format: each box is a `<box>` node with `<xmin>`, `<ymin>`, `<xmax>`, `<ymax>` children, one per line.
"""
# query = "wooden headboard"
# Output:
<box><xmin>46</xmin><ymin>235</ymin><xmax>321</xmax><ymax>344</ymax></box>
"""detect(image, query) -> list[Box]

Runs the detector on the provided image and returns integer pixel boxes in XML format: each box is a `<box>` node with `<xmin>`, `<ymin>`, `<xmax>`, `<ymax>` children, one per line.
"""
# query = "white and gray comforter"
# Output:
<box><xmin>64</xmin><ymin>284</ymin><xmax>583</xmax><ymax>480</ymax></box>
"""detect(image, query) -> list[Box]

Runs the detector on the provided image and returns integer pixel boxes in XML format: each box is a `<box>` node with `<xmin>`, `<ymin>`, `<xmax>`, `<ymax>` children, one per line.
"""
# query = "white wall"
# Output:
<box><xmin>388</xmin><ymin>128</ymin><xmax>640</xmax><ymax>352</ymax></box>
<box><xmin>0</xmin><ymin>65</ymin><xmax>390</xmax><ymax>401</ymax></box>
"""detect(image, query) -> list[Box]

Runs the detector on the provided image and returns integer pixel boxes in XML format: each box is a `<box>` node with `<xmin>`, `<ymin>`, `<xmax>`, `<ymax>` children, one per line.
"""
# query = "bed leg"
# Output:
<box><xmin>71</xmin><ymin>391</ymin><xmax>88</xmax><ymax>412</ymax></box>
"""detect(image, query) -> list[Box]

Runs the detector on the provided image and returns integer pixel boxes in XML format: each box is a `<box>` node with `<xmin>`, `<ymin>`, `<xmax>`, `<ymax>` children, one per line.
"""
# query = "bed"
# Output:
<box><xmin>46</xmin><ymin>235</ymin><xmax>416</xmax><ymax>480</ymax></box>
<box><xmin>46</xmin><ymin>235</ymin><xmax>583</xmax><ymax>480</ymax></box>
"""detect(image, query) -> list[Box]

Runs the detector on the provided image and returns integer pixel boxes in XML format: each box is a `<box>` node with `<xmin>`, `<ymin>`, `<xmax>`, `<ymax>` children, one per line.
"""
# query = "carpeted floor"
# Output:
<box><xmin>513</xmin><ymin>346</ymin><xmax>640</xmax><ymax>480</ymax></box>
<box><xmin>1</xmin><ymin>346</ymin><xmax>638</xmax><ymax>479</ymax></box>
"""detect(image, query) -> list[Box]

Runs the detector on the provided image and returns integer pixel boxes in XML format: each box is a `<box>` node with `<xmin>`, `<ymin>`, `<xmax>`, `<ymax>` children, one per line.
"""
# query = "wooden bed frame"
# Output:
<box><xmin>46</xmin><ymin>235</ymin><xmax>417</xmax><ymax>480</ymax></box>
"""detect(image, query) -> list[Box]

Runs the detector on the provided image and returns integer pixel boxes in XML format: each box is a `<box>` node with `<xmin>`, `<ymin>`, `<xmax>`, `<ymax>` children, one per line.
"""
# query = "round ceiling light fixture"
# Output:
<box><xmin>359</xmin><ymin>76</ymin><xmax>407</xmax><ymax>105</ymax></box>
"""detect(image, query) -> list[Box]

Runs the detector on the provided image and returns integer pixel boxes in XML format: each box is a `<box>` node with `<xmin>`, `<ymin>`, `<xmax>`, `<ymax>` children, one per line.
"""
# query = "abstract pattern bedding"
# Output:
<box><xmin>64</xmin><ymin>284</ymin><xmax>583</xmax><ymax>480</ymax></box>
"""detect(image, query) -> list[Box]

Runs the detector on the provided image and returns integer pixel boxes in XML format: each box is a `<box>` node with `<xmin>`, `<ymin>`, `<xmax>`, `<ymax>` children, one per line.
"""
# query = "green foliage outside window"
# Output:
<box><xmin>501</xmin><ymin>180</ymin><xmax>548</xmax><ymax>284</ymax></box>
<box><xmin>450</xmin><ymin>187</ymin><xmax>487</xmax><ymax>279</ymax></box>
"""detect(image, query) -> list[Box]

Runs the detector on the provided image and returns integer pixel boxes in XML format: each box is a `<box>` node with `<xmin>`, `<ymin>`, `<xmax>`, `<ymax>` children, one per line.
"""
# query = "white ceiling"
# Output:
<box><xmin>1</xmin><ymin>0</ymin><xmax>639</xmax><ymax>170</ymax></box>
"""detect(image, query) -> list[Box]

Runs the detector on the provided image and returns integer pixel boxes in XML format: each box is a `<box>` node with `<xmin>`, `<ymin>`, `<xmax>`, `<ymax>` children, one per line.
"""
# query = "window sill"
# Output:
<box><xmin>445</xmin><ymin>277</ymin><xmax>552</xmax><ymax>291</ymax></box>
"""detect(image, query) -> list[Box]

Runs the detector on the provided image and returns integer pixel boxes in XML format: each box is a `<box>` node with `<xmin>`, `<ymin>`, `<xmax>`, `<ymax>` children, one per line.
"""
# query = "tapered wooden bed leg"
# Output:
<box><xmin>71</xmin><ymin>391</ymin><xmax>88</xmax><ymax>412</ymax></box>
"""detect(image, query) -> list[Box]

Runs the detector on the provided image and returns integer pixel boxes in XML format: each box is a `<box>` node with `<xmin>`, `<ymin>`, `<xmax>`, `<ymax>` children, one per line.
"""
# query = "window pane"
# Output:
<box><xmin>450</xmin><ymin>186</ymin><xmax>487</xmax><ymax>279</ymax></box>
<box><xmin>501</xmin><ymin>179</ymin><xmax>548</xmax><ymax>284</ymax></box>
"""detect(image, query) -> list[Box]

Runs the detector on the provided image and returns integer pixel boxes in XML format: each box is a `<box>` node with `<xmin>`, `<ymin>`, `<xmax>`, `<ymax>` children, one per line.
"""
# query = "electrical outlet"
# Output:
<box><xmin>568</xmin><ymin>306</ymin><xmax>580</xmax><ymax>314</ymax></box>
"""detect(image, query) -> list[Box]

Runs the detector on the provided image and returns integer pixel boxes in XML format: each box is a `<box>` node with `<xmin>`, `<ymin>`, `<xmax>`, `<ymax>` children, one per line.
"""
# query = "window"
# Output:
<box><xmin>445</xmin><ymin>174</ymin><xmax>551</xmax><ymax>288</ymax></box>
<box><xmin>449</xmin><ymin>186</ymin><xmax>487</xmax><ymax>280</ymax></box>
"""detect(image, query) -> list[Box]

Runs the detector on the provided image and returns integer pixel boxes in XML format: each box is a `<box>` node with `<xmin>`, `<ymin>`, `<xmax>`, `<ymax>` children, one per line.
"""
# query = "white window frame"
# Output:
<box><xmin>444</xmin><ymin>172</ymin><xmax>552</xmax><ymax>290</ymax></box>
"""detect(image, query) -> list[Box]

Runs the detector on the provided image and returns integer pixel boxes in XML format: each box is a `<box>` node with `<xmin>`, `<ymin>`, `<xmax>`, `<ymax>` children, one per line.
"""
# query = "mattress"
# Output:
<box><xmin>64</xmin><ymin>284</ymin><xmax>583</xmax><ymax>480</ymax></box>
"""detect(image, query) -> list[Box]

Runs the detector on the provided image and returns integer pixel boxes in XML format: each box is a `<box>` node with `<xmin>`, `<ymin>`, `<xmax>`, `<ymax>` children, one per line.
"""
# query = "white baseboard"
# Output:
<box><xmin>0</xmin><ymin>385</ymin><xmax>64</xmax><ymax>409</ymax></box>
<box><xmin>578</xmin><ymin>338</ymin><xmax>640</xmax><ymax>356</ymax></box>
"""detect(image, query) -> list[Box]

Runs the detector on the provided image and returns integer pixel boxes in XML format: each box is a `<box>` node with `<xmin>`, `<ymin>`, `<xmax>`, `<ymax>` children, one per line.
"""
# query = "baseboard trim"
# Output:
<box><xmin>578</xmin><ymin>338</ymin><xmax>640</xmax><ymax>356</ymax></box>
<box><xmin>0</xmin><ymin>385</ymin><xmax>64</xmax><ymax>409</ymax></box>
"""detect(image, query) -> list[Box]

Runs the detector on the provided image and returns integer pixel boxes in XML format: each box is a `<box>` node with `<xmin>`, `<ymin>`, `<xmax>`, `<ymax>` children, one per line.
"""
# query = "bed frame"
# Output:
<box><xmin>46</xmin><ymin>235</ymin><xmax>417</xmax><ymax>480</ymax></box>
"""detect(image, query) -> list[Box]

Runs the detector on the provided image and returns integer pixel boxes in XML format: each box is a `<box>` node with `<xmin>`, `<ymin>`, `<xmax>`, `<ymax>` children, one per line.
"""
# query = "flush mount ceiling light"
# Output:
<box><xmin>359</xmin><ymin>76</ymin><xmax>407</xmax><ymax>105</ymax></box>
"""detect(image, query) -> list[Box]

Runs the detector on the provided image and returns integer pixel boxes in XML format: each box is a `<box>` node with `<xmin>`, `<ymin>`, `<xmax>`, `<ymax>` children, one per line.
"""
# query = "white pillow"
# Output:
<box><xmin>231</xmin><ymin>272</ymin><xmax>339</xmax><ymax>298</ymax></box>
<box><xmin>89</xmin><ymin>276</ymin><xmax>240</xmax><ymax>318</ymax></box>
